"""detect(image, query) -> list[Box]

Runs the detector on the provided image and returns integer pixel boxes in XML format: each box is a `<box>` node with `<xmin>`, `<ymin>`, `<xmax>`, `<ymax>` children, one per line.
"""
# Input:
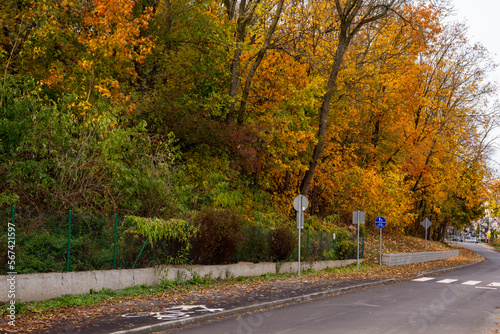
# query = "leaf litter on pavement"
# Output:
<box><xmin>0</xmin><ymin>234</ymin><xmax>488</xmax><ymax>333</ymax></box>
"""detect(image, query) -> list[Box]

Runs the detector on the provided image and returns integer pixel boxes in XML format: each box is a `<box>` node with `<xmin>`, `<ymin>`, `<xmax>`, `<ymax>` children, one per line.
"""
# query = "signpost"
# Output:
<box><xmin>293</xmin><ymin>195</ymin><xmax>308</xmax><ymax>276</ymax></box>
<box><xmin>375</xmin><ymin>216</ymin><xmax>387</xmax><ymax>266</ymax></box>
<box><xmin>353</xmin><ymin>211</ymin><xmax>365</xmax><ymax>270</ymax></box>
<box><xmin>421</xmin><ymin>218</ymin><xmax>432</xmax><ymax>251</ymax></box>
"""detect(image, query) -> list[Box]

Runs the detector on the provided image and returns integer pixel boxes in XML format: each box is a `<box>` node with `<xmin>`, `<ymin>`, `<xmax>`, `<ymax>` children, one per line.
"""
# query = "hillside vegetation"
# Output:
<box><xmin>1</xmin><ymin>0</ymin><xmax>498</xmax><ymax>246</ymax></box>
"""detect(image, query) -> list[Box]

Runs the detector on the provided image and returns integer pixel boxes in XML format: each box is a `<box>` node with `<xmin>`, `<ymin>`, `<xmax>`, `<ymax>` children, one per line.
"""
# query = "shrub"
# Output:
<box><xmin>124</xmin><ymin>216</ymin><xmax>198</xmax><ymax>265</ymax></box>
<box><xmin>335</xmin><ymin>239</ymin><xmax>356</xmax><ymax>260</ymax></box>
<box><xmin>191</xmin><ymin>208</ymin><xmax>244</xmax><ymax>264</ymax></box>
<box><xmin>238</xmin><ymin>225</ymin><xmax>271</xmax><ymax>263</ymax></box>
<box><xmin>14</xmin><ymin>231</ymin><xmax>66</xmax><ymax>273</ymax></box>
<box><xmin>493</xmin><ymin>237</ymin><xmax>500</xmax><ymax>247</ymax></box>
<box><xmin>270</xmin><ymin>224</ymin><xmax>295</xmax><ymax>261</ymax></box>
<box><xmin>333</xmin><ymin>228</ymin><xmax>356</xmax><ymax>260</ymax></box>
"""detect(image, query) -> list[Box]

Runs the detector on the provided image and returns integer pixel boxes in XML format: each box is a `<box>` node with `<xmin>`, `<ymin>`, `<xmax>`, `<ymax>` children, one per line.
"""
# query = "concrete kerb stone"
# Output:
<box><xmin>415</xmin><ymin>257</ymin><xmax>486</xmax><ymax>277</ymax></box>
<box><xmin>110</xmin><ymin>279</ymin><xmax>397</xmax><ymax>334</ymax></box>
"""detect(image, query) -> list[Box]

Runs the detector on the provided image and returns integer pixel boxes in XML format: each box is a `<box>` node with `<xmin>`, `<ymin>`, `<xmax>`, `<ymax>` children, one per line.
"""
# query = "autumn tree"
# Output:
<box><xmin>297</xmin><ymin>0</ymin><xmax>415</xmax><ymax>196</ymax></box>
<box><xmin>223</xmin><ymin>0</ymin><xmax>286</xmax><ymax>125</ymax></box>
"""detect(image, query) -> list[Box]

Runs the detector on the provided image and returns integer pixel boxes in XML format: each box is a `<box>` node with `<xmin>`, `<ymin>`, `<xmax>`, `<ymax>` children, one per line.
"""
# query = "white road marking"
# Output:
<box><xmin>412</xmin><ymin>278</ymin><xmax>499</xmax><ymax>290</ymax></box>
<box><xmin>436</xmin><ymin>279</ymin><xmax>458</xmax><ymax>284</ymax></box>
<box><xmin>461</xmin><ymin>281</ymin><xmax>482</xmax><ymax>285</ymax></box>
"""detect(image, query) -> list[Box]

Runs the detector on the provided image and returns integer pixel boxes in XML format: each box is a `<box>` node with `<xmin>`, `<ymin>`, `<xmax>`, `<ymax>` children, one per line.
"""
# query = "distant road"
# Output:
<box><xmin>162</xmin><ymin>243</ymin><xmax>500</xmax><ymax>334</ymax></box>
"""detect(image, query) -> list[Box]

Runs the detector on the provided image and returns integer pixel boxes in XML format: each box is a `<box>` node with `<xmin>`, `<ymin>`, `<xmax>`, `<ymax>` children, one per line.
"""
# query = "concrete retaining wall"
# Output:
<box><xmin>382</xmin><ymin>250</ymin><xmax>459</xmax><ymax>267</ymax></box>
<box><xmin>0</xmin><ymin>259</ymin><xmax>358</xmax><ymax>302</ymax></box>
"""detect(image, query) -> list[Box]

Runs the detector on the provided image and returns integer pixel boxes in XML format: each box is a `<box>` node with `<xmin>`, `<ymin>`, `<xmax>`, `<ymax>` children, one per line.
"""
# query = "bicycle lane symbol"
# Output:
<box><xmin>121</xmin><ymin>305</ymin><xmax>225</xmax><ymax>321</ymax></box>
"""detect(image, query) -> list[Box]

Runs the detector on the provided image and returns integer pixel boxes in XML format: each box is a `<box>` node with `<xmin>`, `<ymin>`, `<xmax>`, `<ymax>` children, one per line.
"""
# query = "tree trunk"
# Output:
<box><xmin>299</xmin><ymin>0</ymin><xmax>396</xmax><ymax>195</ymax></box>
<box><xmin>300</xmin><ymin>19</ymin><xmax>350</xmax><ymax>195</ymax></box>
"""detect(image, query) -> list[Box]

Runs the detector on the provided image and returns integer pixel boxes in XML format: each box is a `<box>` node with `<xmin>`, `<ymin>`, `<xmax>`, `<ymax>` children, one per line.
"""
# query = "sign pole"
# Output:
<box><xmin>375</xmin><ymin>216</ymin><xmax>387</xmax><ymax>266</ymax></box>
<box><xmin>425</xmin><ymin>226</ymin><xmax>427</xmax><ymax>251</ymax></box>
<box><xmin>298</xmin><ymin>195</ymin><xmax>301</xmax><ymax>276</ymax></box>
<box><xmin>353</xmin><ymin>211</ymin><xmax>365</xmax><ymax>270</ymax></box>
<box><xmin>298</xmin><ymin>223</ymin><xmax>301</xmax><ymax>276</ymax></box>
<box><xmin>357</xmin><ymin>213</ymin><xmax>360</xmax><ymax>270</ymax></box>
<box><xmin>421</xmin><ymin>218</ymin><xmax>432</xmax><ymax>252</ymax></box>
<box><xmin>380</xmin><ymin>227</ymin><xmax>382</xmax><ymax>266</ymax></box>
<box><xmin>293</xmin><ymin>195</ymin><xmax>309</xmax><ymax>277</ymax></box>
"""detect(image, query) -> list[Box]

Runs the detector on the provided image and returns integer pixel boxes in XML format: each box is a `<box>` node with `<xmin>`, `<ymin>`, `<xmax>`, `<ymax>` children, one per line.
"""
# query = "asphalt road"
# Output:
<box><xmin>160</xmin><ymin>243</ymin><xmax>500</xmax><ymax>334</ymax></box>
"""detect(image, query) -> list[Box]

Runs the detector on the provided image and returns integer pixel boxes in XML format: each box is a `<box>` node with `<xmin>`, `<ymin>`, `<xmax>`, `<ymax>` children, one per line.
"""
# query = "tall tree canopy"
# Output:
<box><xmin>1</xmin><ymin>0</ymin><xmax>497</xmax><ymax>238</ymax></box>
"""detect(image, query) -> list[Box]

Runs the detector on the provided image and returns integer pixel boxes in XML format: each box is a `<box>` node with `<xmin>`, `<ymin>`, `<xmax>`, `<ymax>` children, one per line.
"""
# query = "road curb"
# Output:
<box><xmin>415</xmin><ymin>257</ymin><xmax>485</xmax><ymax>277</ymax></box>
<box><xmin>110</xmin><ymin>278</ymin><xmax>396</xmax><ymax>334</ymax></box>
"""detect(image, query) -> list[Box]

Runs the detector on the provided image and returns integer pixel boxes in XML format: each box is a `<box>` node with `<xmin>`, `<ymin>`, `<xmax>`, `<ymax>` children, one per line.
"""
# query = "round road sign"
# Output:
<box><xmin>293</xmin><ymin>195</ymin><xmax>309</xmax><ymax>212</ymax></box>
<box><xmin>375</xmin><ymin>216</ymin><xmax>387</xmax><ymax>228</ymax></box>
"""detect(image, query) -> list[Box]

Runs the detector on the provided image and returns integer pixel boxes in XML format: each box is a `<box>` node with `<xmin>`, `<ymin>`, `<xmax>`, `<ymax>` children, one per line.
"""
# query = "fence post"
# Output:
<box><xmin>320</xmin><ymin>231</ymin><xmax>323</xmax><ymax>260</ymax></box>
<box><xmin>332</xmin><ymin>235</ymin><xmax>335</xmax><ymax>260</ymax></box>
<box><xmin>185</xmin><ymin>220</ymin><xmax>189</xmax><ymax>264</ymax></box>
<box><xmin>361</xmin><ymin>235</ymin><xmax>365</xmax><ymax>258</ymax></box>
<box><xmin>152</xmin><ymin>240</ymin><xmax>155</xmax><ymax>264</ymax></box>
<box><xmin>133</xmin><ymin>240</ymin><xmax>148</xmax><ymax>268</ymax></box>
<box><xmin>66</xmin><ymin>210</ymin><xmax>72</xmax><ymax>272</ymax></box>
<box><xmin>306</xmin><ymin>229</ymin><xmax>309</xmax><ymax>259</ymax></box>
<box><xmin>113</xmin><ymin>213</ymin><xmax>118</xmax><ymax>269</ymax></box>
<box><xmin>160</xmin><ymin>241</ymin><xmax>168</xmax><ymax>262</ymax></box>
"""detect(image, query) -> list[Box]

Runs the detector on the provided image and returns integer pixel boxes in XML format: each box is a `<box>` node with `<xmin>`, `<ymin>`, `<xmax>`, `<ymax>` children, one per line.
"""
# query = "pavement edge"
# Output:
<box><xmin>111</xmin><ymin>254</ymin><xmax>486</xmax><ymax>334</ymax></box>
<box><xmin>110</xmin><ymin>278</ymin><xmax>396</xmax><ymax>334</ymax></box>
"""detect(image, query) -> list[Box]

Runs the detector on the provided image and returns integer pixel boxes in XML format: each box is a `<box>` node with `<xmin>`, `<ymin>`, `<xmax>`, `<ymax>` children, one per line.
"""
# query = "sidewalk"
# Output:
<box><xmin>6</xmin><ymin>246</ymin><xmax>482</xmax><ymax>334</ymax></box>
<box><xmin>33</xmin><ymin>260</ymin><xmax>483</xmax><ymax>334</ymax></box>
<box><xmin>43</xmin><ymin>276</ymin><xmax>395</xmax><ymax>334</ymax></box>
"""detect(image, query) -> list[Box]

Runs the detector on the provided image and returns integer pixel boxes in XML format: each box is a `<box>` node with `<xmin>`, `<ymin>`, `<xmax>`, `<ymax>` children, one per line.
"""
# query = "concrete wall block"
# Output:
<box><xmin>382</xmin><ymin>250</ymin><xmax>459</xmax><ymax>267</ymax></box>
<box><xmin>1</xmin><ymin>259</ymin><xmax>361</xmax><ymax>302</ymax></box>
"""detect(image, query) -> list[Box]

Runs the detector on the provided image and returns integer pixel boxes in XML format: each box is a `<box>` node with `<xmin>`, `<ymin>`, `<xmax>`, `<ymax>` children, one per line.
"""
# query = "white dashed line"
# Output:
<box><xmin>437</xmin><ymin>279</ymin><xmax>458</xmax><ymax>284</ymax></box>
<box><xmin>412</xmin><ymin>278</ymin><xmax>499</xmax><ymax>289</ymax></box>
<box><xmin>462</xmin><ymin>281</ymin><xmax>482</xmax><ymax>285</ymax></box>
<box><xmin>412</xmin><ymin>277</ymin><xmax>435</xmax><ymax>282</ymax></box>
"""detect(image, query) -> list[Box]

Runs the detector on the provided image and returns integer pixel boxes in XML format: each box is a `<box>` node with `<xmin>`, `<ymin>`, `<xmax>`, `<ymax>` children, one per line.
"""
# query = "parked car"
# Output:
<box><xmin>465</xmin><ymin>237</ymin><xmax>477</xmax><ymax>243</ymax></box>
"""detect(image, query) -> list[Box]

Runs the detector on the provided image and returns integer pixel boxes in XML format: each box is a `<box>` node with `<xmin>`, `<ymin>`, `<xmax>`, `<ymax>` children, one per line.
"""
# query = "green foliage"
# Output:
<box><xmin>0</xmin><ymin>192</ymin><xmax>19</xmax><ymax>206</ymax></box>
<box><xmin>191</xmin><ymin>208</ymin><xmax>244</xmax><ymax>264</ymax></box>
<box><xmin>322</xmin><ymin>248</ymin><xmax>336</xmax><ymax>260</ymax></box>
<box><xmin>0</xmin><ymin>79</ymin><xmax>181</xmax><ymax>216</ymax></box>
<box><xmin>238</xmin><ymin>225</ymin><xmax>271</xmax><ymax>263</ymax></box>
<box><xmin>335</xmin><ymin>238</ymin><xmax>357</xmax><ymax>260</ymax></box>
<box><xmin>15</xmin><ymin>232</ymin><xmax>67</xmax><ymax>273</ymax></box>
<box><xmin>125</xmin><ymin>216</ymin><xmax>198</xmax><ymax>265</ymax></box>
<box><xmin>0</xmin><ymin>208</ymin><xmax>127</xmax><ymax>274</ymax></box>
<box><xmin>332</xmin><ymin>228</ymin><xmax>357</xmax><ymax>260</ymax></box>
<box><xmin>0</xmin><ymin>76</ymin><xmax>39</xmax><ymax>155</ymax></box>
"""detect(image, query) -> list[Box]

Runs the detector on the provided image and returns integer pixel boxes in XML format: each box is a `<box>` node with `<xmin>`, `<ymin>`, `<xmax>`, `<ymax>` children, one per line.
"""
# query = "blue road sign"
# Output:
<box><xmin>375</xmin><ymin>216</ymin><xmax>387</xmax><ymax>228</ymax></box>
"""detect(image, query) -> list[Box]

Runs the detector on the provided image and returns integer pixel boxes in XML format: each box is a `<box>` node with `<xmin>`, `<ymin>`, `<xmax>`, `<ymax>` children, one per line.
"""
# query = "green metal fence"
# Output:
<box><xmin>1</xmin><ymin>205</ymin><xmax>363</xmax><ymax>275</ymax></box>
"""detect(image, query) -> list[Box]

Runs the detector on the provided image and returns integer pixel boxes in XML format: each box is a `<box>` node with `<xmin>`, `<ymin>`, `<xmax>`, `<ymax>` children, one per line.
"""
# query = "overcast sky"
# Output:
<box><xmin>449</xmin><ymin>0</ymin><xmax>500</xmax><ymax>84</ymax></box>
<box><xmin>448</xmin><ymin>0</ymin><xmax>500</xmax><ymax>171</ymax></box>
